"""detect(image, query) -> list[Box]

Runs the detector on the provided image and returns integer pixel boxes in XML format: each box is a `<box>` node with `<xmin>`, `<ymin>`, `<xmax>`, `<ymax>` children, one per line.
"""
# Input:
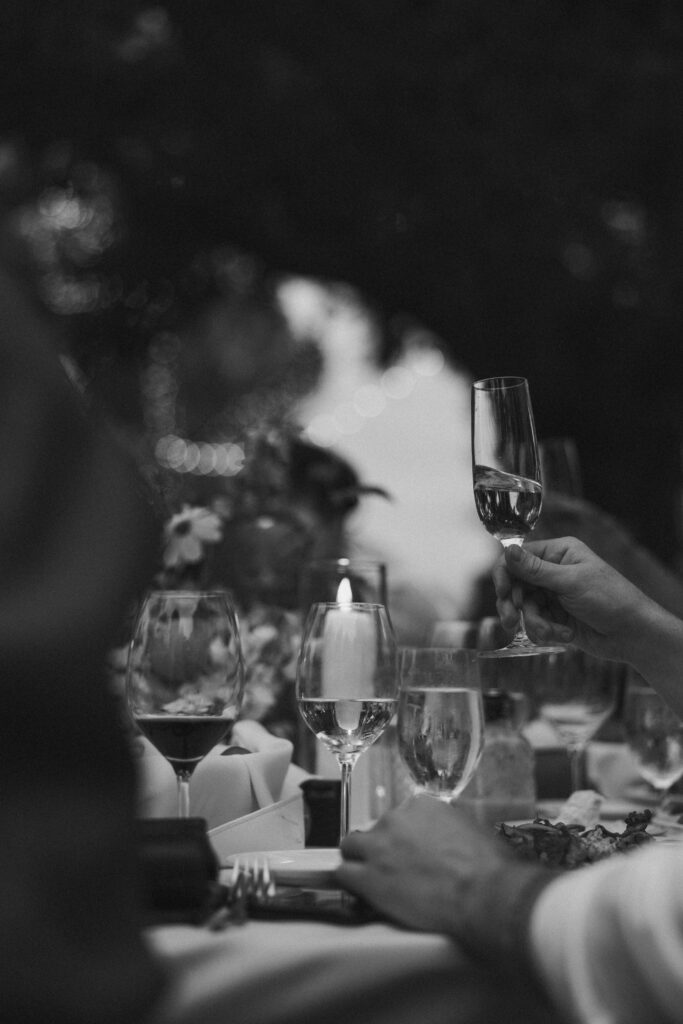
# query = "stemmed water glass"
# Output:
<box><xmin>126</xmin><ymin>590</ymin><xmax>245</xmax><ymax>817</ymax></box>
<box><xmin>296</xmin><ymin>601</ymin><xmax>397</xmax><ymax>843</ymax></box>
<box><xmin>298</xmin><ymin>559</ymin><xmax>392</xmax><ymax>811</ymax></box>
<box><xmin>471</xmin><ymin>375</ymin><xmax>564</xmax><ymax>657</ymax></box>
<box><xmin>397</xmin><ymin>647</ymin><xmax>485</xmax><ymax>802</ymax></box>
<box><xmin>535</xmin><ymin>649</ymin><xmax>620</xmax><ymax>793</ymax></box>
<box><xmin>622</xmin><ymin>678</ymin><xmax>683</xmax><ymax>815</ymax></box>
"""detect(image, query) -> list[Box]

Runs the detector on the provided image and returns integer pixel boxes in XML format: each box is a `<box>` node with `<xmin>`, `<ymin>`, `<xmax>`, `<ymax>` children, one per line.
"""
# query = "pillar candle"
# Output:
<box><xmin>321</xmin><ymin>603</ymin><xmax>377</xmax><ymax>698</ymax></box>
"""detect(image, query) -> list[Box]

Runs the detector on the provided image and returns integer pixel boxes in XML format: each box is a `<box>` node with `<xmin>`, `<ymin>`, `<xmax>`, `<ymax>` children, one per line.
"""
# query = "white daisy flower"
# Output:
<box><xmin>162</xmin><ymin>505</ymin><xmax>223</xmax><ymax>568</ymax></box>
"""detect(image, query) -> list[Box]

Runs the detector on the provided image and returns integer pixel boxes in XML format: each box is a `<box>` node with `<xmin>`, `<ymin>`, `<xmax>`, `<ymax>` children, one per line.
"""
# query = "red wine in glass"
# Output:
<box><xmin>127</xmin><ymin>590</ymin><xmax>244</xmax><ymax>816</ymax></box>
<box><xmin>136</xmin><ymin>715</ymin><xmax>234</xmax><ymax>772</ymax></box>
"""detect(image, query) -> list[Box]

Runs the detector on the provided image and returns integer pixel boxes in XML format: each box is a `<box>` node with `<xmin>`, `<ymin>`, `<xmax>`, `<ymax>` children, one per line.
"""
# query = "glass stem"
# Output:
<box><xmin>502</xmin><ymin>540</ymin><xmax>532</xmax><ymax>646</ymax></box>
<box><xmin>657</xmin><ymin>783</ymin><xmax>675</xmax><ymax>815</ymax></box>
<box><xmin>339</xmin><ymin>761</ymin><xmax>353</xmax><ymax>843</ymax></box>
<box><xmin>568</xmin><ymin>744</ymin><xmax>584</xmax><ymax>793</ymax></box>
<box><xmin>176</xmin><ymin>769</ymin><xmax>192</xmax><ymax>818</ymax></box>
<box><xmin>513</xmin><ymin>609</ymin><xmax>531</xmax><ymax>645</ymax></box>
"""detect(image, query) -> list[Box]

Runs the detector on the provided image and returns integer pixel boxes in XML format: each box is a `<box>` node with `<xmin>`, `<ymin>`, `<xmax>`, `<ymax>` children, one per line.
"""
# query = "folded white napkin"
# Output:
<box><xmin>584</xmin><ymin>742</ymin><xmax>642</xmax><ymax>799</ymax></box>
<box><xmin>523</xmin><ymin>718</ymin><xmax>564</xmax><ymax>748</ymax></box>
<box><xmin>136</xmin><ymin>720</ymin><xmax>302</xmax><ymax>830</ymax></box>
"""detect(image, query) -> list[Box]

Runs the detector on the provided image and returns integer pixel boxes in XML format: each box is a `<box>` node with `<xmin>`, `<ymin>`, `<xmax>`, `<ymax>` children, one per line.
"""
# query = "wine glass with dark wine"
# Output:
<box><xmin>126</xmin><ymin>590</ymin><xmax>245</xmax><ymax>817</ymax></box>
<box><xmin>471</xmin><ymin>375</ymin><xmax>565</xmax><ymax>657</ymax></box>
<box><xmin>296</xmin><ymin>599</ymin><xmax>397</xmax><ymax>843</ymax></box>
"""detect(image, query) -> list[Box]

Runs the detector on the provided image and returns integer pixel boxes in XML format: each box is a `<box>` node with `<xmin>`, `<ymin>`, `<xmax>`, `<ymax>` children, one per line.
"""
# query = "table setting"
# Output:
<box><xmin>130</xmin><ymin>586</ymin><xmax>683</xmax><ymax>1024</ymax></box>
<box><xmin>125</xmin><ymin>374</ymin><xmax>683</xmax><ymax>1024</ymax></box>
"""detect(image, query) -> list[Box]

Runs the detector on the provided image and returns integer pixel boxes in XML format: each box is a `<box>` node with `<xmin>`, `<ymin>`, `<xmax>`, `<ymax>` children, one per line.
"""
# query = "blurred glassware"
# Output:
<box><xmin>622</xmin><ymin>673</ymin><xmax>683</xmax><ymax>813</ymax></box>
<box><xmin>126</xmin><ymin>590</ymin><xmax>245</xmax><ymax>817</ymax></box>
<box><xmin>429</xmin><ymin>617</ymin><xmax>533</xmax><ymax>726</ymax></box>
<box><xmin>459</xmin><ymin>689</ymin><xmax>537</xmax><ymax>827</ymax></box>
<box><xmin>430</xmin><ymin>619</ymin><xmax>480</xmax><ymax>649</ymax></box>
<box><xmin>533</xmin><ymin>649</ymin><xmax>620</xmax><ymax>793</ymax></box>
<box><xmin>539</xmin><ymin>436</ymin><xmax>584</xmax><ymax>498</ymax></box>
<box><xmin>397</xmin><ymin>647</ymin><xmax>485</xmax><ymax>802</ymax></box>
<box><xmin>430</xmin><ymin>616</ymin><xmax>509</xmax><ymax>652</ymax></box>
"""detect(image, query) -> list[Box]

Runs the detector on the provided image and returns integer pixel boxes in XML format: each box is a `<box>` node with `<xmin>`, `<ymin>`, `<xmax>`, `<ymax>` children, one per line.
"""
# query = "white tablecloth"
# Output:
<box><xmin>145</xmin><ymin>917</ymin><xmax>557</xmax><ymax>1024</ymax></box>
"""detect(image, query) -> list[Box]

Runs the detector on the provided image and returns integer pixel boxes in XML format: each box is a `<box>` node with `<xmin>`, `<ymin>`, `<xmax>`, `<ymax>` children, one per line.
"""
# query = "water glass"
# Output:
<box><xmin>397</xmin><ymin>647</ymin><xmax>485</xmax><ymax>802</ymax></box>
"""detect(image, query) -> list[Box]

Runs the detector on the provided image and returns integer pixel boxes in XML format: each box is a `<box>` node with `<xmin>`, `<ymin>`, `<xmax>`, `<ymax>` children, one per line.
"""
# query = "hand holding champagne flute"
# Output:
<box><xmin>296</xmin><ymin>593</ymin><xmax>397</xmax><ymax>842</ymax></box>
<box><xmin>126</xmin><ymin>590</ymin><xmax>245</xmax><ymax>817</ymax></box>
<box><xmin>471</xmin><ymin>375</ymin><xmax>564</xmax><ymax>656</ymax></box>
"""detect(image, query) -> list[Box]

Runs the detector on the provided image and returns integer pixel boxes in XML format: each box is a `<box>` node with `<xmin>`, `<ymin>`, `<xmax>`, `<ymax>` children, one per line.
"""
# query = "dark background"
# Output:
<box><xmin>2</xmin><ymin>0</ymin><xmax>683</xmax><ymax>562</ymax></box>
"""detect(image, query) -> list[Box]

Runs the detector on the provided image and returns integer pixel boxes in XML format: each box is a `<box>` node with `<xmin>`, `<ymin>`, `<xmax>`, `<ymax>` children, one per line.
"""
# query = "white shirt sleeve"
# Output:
<box><xmin>529</xmin><ymin>843</ymin><xmax>683</xmax><ymax>1024</ymax></box>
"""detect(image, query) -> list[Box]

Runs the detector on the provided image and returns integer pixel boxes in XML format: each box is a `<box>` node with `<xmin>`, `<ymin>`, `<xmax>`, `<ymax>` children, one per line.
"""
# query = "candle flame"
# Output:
<box><xmin>336</xmin><ymin>577</ymin><xmax>353</xmax><ymax>606</ymax></box>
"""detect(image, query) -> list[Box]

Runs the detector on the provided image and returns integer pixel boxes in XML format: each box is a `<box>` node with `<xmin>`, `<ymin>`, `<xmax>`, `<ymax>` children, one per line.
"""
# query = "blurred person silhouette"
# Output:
<box><xmin>339</xmin><ymin>537</ymin><xmax>683</xmax><ymax>1024</ymax></box>
<box><xmin>0</xmin><ymin>266</ymin><xmax>165</xmax><ymax>1023</ymax></box>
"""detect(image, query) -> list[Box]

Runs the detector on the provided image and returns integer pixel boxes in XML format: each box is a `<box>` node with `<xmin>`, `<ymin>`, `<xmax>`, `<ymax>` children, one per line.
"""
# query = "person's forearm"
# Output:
<box><xmin>455</xmin><ymin>861</ymin><xmax>559</xmax><ymax>991</ymax></box>
<box><xmin>530</xmin><ymin>845</ymin><xmax>683</xmax><ymax>1024</ymax></box>
<box><xmin>622</xmin><ymin>542</ymin><xmax>683</xmax><ymax>620</ymax></box>
<box><xmin>625</xmin><ymin>599</ymin><xmax>683</xmax><ymax>718</ymax></box>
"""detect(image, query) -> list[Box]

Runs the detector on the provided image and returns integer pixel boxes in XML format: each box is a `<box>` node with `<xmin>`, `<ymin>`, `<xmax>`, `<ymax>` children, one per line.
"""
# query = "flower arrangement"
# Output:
<box><xmin>152</xmin><ymin>498</ymin><xmax>302</xmax><ymax>742</ymax></box>
<box><xmin>236</xmin><ymin>603</ymin><xmax>301</xmax><ymax>739</ymax></box>
<box><xmin>161</xmin><ymin>505</ymin><xmax>223</xmax><ymax>574</ymax></box>
<box><xmin>143</xmin><ymin>428</ymin><xmax>388</xmax><ymax>754</ymax></box>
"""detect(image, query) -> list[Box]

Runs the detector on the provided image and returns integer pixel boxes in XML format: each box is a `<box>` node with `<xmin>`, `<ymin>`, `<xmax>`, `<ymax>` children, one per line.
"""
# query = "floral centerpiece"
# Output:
<box><xmin>149</xmin><ymin>428</ymin><xmax>388</xmax><ymax>759</ymax></box>
<box><xmin>154</xmin><ymin>497</ymin><xmax>301</xmax><ymax>746</ymax></box>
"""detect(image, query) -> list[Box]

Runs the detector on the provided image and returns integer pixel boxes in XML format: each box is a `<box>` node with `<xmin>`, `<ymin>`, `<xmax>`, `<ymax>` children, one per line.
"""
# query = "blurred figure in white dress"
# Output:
<box><xmin>280</xmin><ymin>277</ymin><xmax>496</xmax><ymax>643</ymax></box>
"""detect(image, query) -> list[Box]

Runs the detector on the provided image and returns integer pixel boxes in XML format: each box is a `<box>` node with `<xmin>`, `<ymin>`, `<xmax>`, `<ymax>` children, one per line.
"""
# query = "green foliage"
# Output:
<box><xmin>2</xmin><ymin>1</ymin><xmax>683</xmax><ymax>551</ymax></box>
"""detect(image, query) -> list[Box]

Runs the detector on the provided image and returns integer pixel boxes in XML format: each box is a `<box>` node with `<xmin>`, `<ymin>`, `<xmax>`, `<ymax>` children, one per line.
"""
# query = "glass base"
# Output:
<box><xmin>478</xmin><ymin>641</ymin><xmax>567</xmax><ymax>659</ymax></box>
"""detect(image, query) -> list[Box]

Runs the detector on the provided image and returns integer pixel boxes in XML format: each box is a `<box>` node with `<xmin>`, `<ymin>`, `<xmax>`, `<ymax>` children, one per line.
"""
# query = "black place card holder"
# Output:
<box><xmin>136</xmin><ymin>817</ymin><xmax>222</xmax><ymax>925</ymax></box>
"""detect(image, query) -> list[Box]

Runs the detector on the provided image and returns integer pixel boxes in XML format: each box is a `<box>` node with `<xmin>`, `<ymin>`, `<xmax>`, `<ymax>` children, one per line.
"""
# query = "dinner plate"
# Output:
<box><xmin>225</xmin><ymin>848</ymin><xmax>342</xmax><ymax>888</ymax></box>
<box><xmin>536</xmin><ymin>798</ymin><xmax>651</xmax><ymax>822</ymax></box>
<box><xmin>507</xmin><ymin>802</ymin><xmax>670</xmax><ymax>837</ymax></box>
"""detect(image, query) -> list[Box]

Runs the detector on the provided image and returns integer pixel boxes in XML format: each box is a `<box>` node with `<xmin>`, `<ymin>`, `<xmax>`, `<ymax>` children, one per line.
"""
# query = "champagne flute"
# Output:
<box><xmin>622</xmin><ymin>679</ymin><xmax>683</xmax><ymax>815</ymax></box>
<box><xmin>296</xmin><ymin>601</ymin><xmax>397</xmax><ymax>843</ymax></box>
<box><xmin>397</xmin><ymin>647</ymin><xmax>485</xmax><ymax>802</ymax></box>
<box><xmin>471</xmin><ymin>375</ymin><xmax>564</xmax><ymax>656</ymax></box>
<box><xmin>535</xmin><ymin>649</ymin><xmax>620</xmax><ymax>793</ymax></box>
<box><xmin>126</xmin><ymin>590</ymin><xmax>245</xmax><ymax>818</ymax></box>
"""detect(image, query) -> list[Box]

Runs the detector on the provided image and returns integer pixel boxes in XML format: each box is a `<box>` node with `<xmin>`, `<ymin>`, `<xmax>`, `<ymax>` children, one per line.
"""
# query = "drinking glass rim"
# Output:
<box><xmin>472</xmin><ymin>376</ymin><xmax>528</xmax><ymax>391</ymax></box>
<box><xmin>398</xmin><ymin>645</ymin><xmax>479</xmax><ymax>655</ymax></box>
<box><xmin>302</xmin><ymin>558</ymin><xmax>387</xmax><ymax>572</ymax></box>
<box><xmin>309</xmin><ymin>600</ymin><xmax>387</xmax><ymax>611</ymax></box>
<box><xmin>145</xmin><ymin>588</ymin><xmax>233</xmax><ymax>599</ymax></box>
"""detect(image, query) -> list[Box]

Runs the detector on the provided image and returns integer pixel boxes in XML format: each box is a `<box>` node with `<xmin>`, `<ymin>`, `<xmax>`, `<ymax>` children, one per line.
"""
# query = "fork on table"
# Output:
<box><xmin>206</xmin><ymin>855</ymin><xmax>275</xmax><ymax>931</ymax></box>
